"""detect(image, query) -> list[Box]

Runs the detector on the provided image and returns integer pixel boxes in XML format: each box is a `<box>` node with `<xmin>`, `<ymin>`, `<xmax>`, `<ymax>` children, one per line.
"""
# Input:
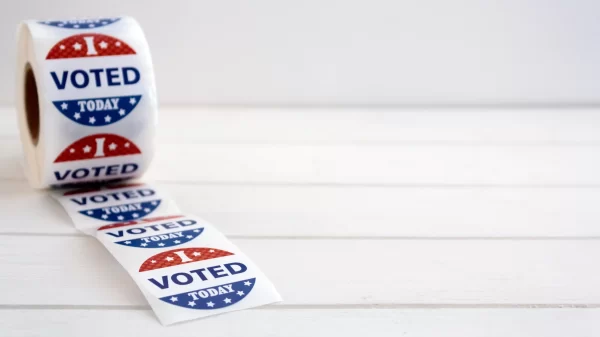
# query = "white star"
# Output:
<box><xmin>101</xmin><ymin>21</ymin><xmax>107</xmax><ymax>25</ymax></box>
<box><xmin>206</xmin><ymin>301</ymin><xmax>214</xmax><ymax>307</ymax></box>
<box><xmin>59</xmin><ymin>44</ymin><xmax>65</xmax><ymax>49</ymax></box>
<box><xmin>129</xmin><ymin>97</ymin><xmax>137</xmax><ymax>104</ymax></box>
<box><xmin>170</xmin><ymin>296</ymin><xmax>178</xmax><ymax>302</ymax></box>
<box><xmin>118</xmin><ymin>109</ymin><xmax>125</xmax><ymax>116</ymax></box>
<box><xmin>144</xmin><ymin>208</ymin><xmax>151</xmax><ymax>213</ymax></box>
<box><xmin>224</xmin><ymin>298</ymin><xmax>231</xmax><ymax>304</ymax></box>
<box><xmin>117</xmin><ymin>215</ymin><xmax>124</xmax><ymax>220</ymax></box>
<box><xmin>69</xmin><ymin>148</ymin><xmax>75</xmax><ymax>153</ymax></box>
<box><xmin>88</xmin><ymin>24</ymin><xmax>95</xmax><ymax>28</ymax></box>
<box><xmin>60</xmin><ymin>102</ymin><xmax>67</xmax><ymax>109</ymax></box>
<box><xmin>150</xmin><ymin>260</ymin><xmax>156</xmax><ymax>263</ymax></box>
<box><xmin>108</xmin><ymin>142</ymin><xmax>117</xmax><ymax>150</ymax></box>
<box><xmin>151</xmin><ymin>201</ymin><xmax>158</xmax><ymax>206</ymax></box>
<box><xmin>89</xmin><ymin>117</ymin><xmax>96</xmax><ymax>124</ymax></box>
<box><xmin>124</xmin><ymin>241</ymin><xmax>131</xmax><ymax>245</ymax></box>
<box><xmin>115</xmin><ymin>41</ymin><xmax>121</xmax><ymax>47</ymax></box>
<box><xmin>188</xmin><ymin>301</ymin><xmax>196</xmax><ymax>307</ymax></box>
<box><xmin>141</xmin><ymin>243</ymin><xmax>147</xmax><ymax>247</ymax></box>
<box><xmin>209</xmin><ymin>249</ymin><xmax>215</xmax><ymax>253</ymax></box>
<box><xmin>244</xmin><ymin>281</ymin><xmax>252</xmax><ymax>286</ymax></box>
<box><xmin>165</xmin><ymin>256</ymin><xmax>174</xmax><ymax>261</ymax></box>
<box><xmin>101</xmin><ymin>214</ymin><xmax>108</xmax><ymax>219</ymax></box>
<box><xmin>58</xmin><ymin>24</ymin><xmax>64</xmax><ymax>27</ymax></box>
<box><xmin>186</xmin><ymin>235</ymin><xmax>193</xmax><ymax>239</ymax></box>
<box><xmin>158</xmin><ymin>242</ymin><xmax>165</xmax><ymax>247</ymax></box>
<box><xmin>73</xmin><ymin>112</ymin><xmax>81</xmax><ymax>120</ymax></box>
<box><xmin>83</xmin><ymin>145</ymin><xmax>91</xmax><ymax>153</ymax></box>
<box><xmin>73</xmin><ymin>42</ymin><xmax>82</xmax><ymax>50</ymax></box>
<box><xmin>237</xmin><ymin>291</ymin><xmax>245</xmax><ymax>296</ymax></box>
<box><xmin>124</xmin><ymin>142</ymin><xmax>130</xmax><ymax>148</ymax></box>
<box><xmin>86</xmin><ymin>210</ymin><xmax>93</xmax><ymax>215</ymax></box>
<box><xmin>193</xmin><ymin>229</ymin><xmax>200</xmax><ymax>233</ymax></box>
<box><xmin>104</xmin><ymin>115</ymin><xmax>112</xmax><ymax>123</ymax></box>
<box><xmin>73</xmin><ymin>24</ymin><xmax>79</xmax><ymax>28</ymax></box>
<box><xmin>99</xmin><ymin>41</ymin><xmax>108</xmax><ymax>49</ymax></box>
<box><xmin>132</xmin><ymin>213</ymin><xmax>139</xmax><ymax>218</ymax></box>
<box><xmin>174</xmin><ymin>240</ymin><xmax>181</xmax><ymax>244</ymax></box>
<box><xmin>192</xmin><ymin>252</ymin><xmax>201</xmax><ymax>256</ymax></box>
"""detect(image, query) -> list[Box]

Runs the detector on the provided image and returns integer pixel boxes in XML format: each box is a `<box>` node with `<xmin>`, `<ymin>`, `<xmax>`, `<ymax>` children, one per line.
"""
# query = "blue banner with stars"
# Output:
<box><xmin>160</xmin><ymin>278</ymin><xmax>256</xmax><ymax>310</ymax></box>
<box><xmin>115</xmin><ymin>227</ymin><xmax>204</xmax><ymax>248</ymax></box>
<box><xmin>39</xmin><ymin>18</ymin><xmax>121</xmax><ymax>29</ymax></box>
<box><xmin>79</xmin><ymin>199</ymin><xmax>161</xmax><ymax>222</ymax></box>
<box><xmin>52</xmin><ymin>95</ymin><xmax>141</xmax><ymax>126</ymax></box>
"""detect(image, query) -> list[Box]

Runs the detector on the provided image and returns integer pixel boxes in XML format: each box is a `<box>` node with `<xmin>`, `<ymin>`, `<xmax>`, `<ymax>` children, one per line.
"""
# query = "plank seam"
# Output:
<box><xmin>1</xmin><ymin>304</ymin><xmax>599</xmax><ymax>310</ymax></box>
<box><xmin>6</xmin><ymin>102</ymin><xmax>600</xmax><ymax>109</ymax></box>
<box><xmin>7</xmin><ymin>178</ymin><xmax>600</xmax><ymax>188</ymax></box>
<box><xmin>1</xmin><ymin>233</ymin><xmax>600</xmax><ymax>240</ymax></box>
<box><xmin>158</xmin><ymin>141</ymin><xmax>600</xmax><ymax>146</ymax></box>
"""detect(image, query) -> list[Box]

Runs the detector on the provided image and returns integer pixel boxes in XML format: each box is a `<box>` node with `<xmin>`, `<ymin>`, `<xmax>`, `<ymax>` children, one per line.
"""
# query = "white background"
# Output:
<box><xmin>2</xmin><ymin>0</ymin><xmax>600</xmax><ymax>105</ymax></box>
<box><xmin>3</xmin><ymin>2</ymin><xmax>600</xmax><ymax>336</ymax></box>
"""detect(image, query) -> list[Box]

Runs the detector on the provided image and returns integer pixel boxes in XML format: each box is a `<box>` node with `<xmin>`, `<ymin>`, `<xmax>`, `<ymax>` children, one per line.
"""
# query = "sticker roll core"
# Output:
<box><xmin>15</xmin><ymin>17</ymin><xmax>158</xmax><ymax>188</ymax></box>
<box><xmin>23</xmin><ymin>62</ymin><xmax>40</xmax><ymax>146</ymax></box>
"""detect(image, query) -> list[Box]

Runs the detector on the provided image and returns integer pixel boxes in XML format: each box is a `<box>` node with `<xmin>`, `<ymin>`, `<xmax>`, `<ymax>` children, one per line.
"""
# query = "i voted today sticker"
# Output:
<box><xmin>122</xmin><ymin>226</ymin><xmax>282</xmax><ymax>326</ymax></box>
<box><xmin>51</xmin><ymin>183</ymin><xmax>180</xmax><ymax>234</ymax></box>
<box><xmin>97</xmin><ymin>215</ymin><xmax>204</xmax><ymax>248</ymax></box>
<box><xmin>138</xmin><ymin>247</ymin><xmax>256</xmax><ymax>310</ymax></box>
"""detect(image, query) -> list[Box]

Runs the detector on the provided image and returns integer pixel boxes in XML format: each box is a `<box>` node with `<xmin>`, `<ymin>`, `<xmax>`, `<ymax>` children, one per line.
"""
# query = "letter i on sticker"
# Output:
<box><xmin>53</xmin><ymin>134</ymin><xmax>142</xmax><ymax>182</ymax></box>
<box><xmin>139</xmin><ymin>248</ymin><xmax>256</xmax><ymax>310</ymax></box>
<box><xmin>46</xmin><ymin>33</ymin><xmax>142</xmax><ymax>126</ymax></box>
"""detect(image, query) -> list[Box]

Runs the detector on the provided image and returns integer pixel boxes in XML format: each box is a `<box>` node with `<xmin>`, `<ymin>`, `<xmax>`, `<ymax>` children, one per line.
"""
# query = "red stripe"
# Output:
<box><xmin>54</xmin><ymin>133</ymin><xmax>141</xmax><ymax>163</ymax></box>
<box><xmin>97</xmin><ymin>215</ymin><xmax>185</xmax><ymax>231</ymax></box>
<box><xmin>46</xmin><ymin>33</ymin><xmax>135</xmax><ymax>59</ymax></box>
<box><xmin>139</xmin><ymin>248</ymin><xmax>233</xmax><ymax>272</ymax></box>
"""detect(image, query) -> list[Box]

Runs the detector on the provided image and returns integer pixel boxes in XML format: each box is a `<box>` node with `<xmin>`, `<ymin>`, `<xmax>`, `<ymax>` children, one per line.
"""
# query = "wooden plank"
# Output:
<box><xmin>1</xmin><ymin>237</ymin><xmax>598</xmax><ymax>306</ymax></box>
<box><xmin>2</xmin><ymin>180</ymin><xmax>600</xmax><ymax>237</ymax></box>
<box><xmin>2</xmin><ymin>107</ymin><xmax>600</xmax><ymax>143</ymax></box>
<box><xmin>157</xmin><ymin>108</ymin><xmax>600</xmax><ymax>144</ymax></box>
<box><xmin>147</xmin><ymin>143</ymin><xmax>600</xmax><ymax>185</ymax></box>
<box><xmin>3</xmin><ymin>140</ymin><xmax>600</xmax><ymax>184</ymax></box>
<box><xmin>1</xmin><ymin>308</ymin><xmax>599</xmax><ymax>337</ymax></box>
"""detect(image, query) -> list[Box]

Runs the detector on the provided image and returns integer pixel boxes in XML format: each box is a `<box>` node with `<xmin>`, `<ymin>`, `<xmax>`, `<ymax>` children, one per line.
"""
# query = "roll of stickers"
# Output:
<box><xmin>16</xmin><ymin>17</ymin><xmax>156</xmax><ymax>188</ymax></box>
<box><xmin>17</xmin><ymin>17</ymin><xmax>281</xmax><ymax>325</ymax></box>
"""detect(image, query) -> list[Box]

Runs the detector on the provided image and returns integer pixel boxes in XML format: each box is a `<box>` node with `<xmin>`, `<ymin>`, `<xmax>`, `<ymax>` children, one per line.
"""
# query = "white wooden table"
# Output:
<box><xmin>1</xmin><ymin>107</ymin><xmax>599</xmax><ymax>336</ymax></box>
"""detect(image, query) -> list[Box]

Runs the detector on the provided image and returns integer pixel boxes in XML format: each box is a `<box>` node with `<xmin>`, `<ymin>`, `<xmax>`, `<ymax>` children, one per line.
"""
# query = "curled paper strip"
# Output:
<box><xmin>52</xmin><ymin>186</ymin><xmax>282</xmax><ymax>325</ymax></box>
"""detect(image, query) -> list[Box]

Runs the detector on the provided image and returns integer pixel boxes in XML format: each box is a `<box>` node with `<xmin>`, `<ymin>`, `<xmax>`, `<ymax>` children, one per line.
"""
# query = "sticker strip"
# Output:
<box><xmin>95</xmin><ymin>214</ymin><xmax>282</xmax><ymax>325</ymax></box>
